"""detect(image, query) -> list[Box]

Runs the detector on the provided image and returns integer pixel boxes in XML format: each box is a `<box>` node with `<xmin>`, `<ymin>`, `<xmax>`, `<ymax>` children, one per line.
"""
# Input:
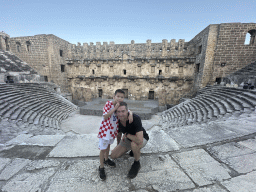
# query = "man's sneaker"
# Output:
<box><xmin>99</xmin><ymin>166</ymin><xmax>106</xmax><ymax>180</ymax></box>
<box><xmin>104</xmin><ymin>158</ymin><xmax>116</xmax><ymax>167</ymax></box>
<box><xmin>127</xmin><ymin>161</ymin><xmax>141</xmax><ymax>179</ymax></box>
<box><xmin>129</xmin><ymin>150</ymin><xmax>134</xmax><ymax>157</ymax></box>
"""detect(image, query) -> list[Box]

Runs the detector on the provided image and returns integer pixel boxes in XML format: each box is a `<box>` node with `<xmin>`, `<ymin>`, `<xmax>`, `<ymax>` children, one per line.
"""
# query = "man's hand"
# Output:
<box><xmin>122</xmin><ymin>133</ymin><xmax>128</xmax><ymax>141</ymax></box>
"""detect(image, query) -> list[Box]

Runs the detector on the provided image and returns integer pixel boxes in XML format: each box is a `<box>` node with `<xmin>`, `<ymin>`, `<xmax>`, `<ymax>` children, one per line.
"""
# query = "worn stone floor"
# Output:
<box><xmin>0</xmin><ymin>110</ymin><xmax>256</xmax><ymax>192</ymax></box>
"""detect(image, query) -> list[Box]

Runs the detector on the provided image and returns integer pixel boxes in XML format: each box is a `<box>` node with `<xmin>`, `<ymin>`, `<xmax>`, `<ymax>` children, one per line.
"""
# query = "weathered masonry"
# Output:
<box><xmin>1</xmin><ymin>22</ymin><xmax>255</xmax><ymax>107</ymax></box>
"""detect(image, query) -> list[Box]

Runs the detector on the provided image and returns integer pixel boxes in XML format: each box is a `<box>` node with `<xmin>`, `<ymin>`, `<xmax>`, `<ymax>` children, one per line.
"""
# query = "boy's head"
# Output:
<box><xmin>113</xmin><ymin>89</ymin><xmax>125</xmax><ymax>103</ymax></box>
<box><xmin>114</xmin><ymin>89</ymin><xmax>125</xmax><ymax>96</ymax></box>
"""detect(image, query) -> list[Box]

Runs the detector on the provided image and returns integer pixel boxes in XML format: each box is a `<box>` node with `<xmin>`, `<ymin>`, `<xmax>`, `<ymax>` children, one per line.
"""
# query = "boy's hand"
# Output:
<box><xmin>114</xmin><ymin>102</ymin><xmax>120</xmax><ymax>109</ymax></box>
<box><xmin>128</xmin><ymin>114</ymin><xmax>133</xmax><ymax>124</ymax></box>
<box><xmin>128</xmin><ymin>110</ymin><xmax>133</xmax><ymax>124</ymax></box>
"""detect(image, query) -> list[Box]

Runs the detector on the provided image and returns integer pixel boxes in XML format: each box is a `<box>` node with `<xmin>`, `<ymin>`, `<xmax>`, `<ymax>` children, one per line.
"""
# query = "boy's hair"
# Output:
<box><xmin>115</xmin><ymin>89</ymin><xmax>125</xmax><ymax>95</ymax></box>
<box><xmin>119</xmin><ymin>101</ymin><xmax>128</xmax><ymax>110</ymax></box>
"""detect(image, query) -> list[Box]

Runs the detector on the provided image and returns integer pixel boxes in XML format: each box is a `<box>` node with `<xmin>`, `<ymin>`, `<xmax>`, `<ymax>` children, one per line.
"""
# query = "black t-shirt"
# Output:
<box><xmin>118</xmin><ymin>114</ymin><xmax>149</xmax><ymax>141</ymax></box>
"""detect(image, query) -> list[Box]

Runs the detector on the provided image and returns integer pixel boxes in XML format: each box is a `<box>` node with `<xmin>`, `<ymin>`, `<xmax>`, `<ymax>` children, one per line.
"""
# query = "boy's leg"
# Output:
<box><xmin>100</xmin><ymin>149</ymin><xmax>106</xmax><ymax>168</ymax></box>
<box><xmin>104</xmin><ymin>144</ymin><xmax>116</xmax><ymax>167</ymax></box>
<box><xmin>104</xmin><ymin>144</ymin><xmax>110</xmax><ymax>160</ymax></box>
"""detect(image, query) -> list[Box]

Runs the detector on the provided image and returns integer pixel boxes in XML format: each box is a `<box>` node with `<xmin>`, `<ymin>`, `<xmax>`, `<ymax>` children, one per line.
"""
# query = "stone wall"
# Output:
<box><xmin>211</xmin><ymin>23</ymin><xmax>256</xmax><ymax>84</ymax></box>
<box><xmin>5</xmin><ymin>22</ymin><xmax>255</xmax><ymax>106</ymax></box>
<box><xmin>9</xmin><ymin>35</ymin><xmax>71</xmax><ymax>92</ymax></box>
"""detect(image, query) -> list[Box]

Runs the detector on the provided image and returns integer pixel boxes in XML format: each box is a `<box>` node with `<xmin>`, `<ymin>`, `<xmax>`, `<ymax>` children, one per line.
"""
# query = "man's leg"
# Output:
<box><xmin>127</xmin><ymin>141</ymin><xmax>144</xmax><ymax>179</ymax></box>
<box><xmin>130</xmin><ymin>141</ymin><xmax>142</xmax><ymax>161</ymax></box>
<box><xmin>111</xmin><ymin>144</ymin><xmax>127</xmax><ymax>159</ymax></box>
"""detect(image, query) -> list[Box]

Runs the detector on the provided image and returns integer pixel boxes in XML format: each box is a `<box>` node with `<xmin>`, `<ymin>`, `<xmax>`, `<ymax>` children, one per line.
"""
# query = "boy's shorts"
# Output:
<box><xmin>98</xmin><ymin>138</ymin><xmax>115</xmax><ymax>150</ymax></box>
<box><xmin>119</xmin><ymin>137</ymin><xmax>148</xmax><ymax>151</ymax></box>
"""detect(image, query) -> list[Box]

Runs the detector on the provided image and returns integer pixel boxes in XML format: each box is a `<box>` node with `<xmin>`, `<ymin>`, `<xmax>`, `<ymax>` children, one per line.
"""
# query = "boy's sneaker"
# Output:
<box><xmin>99</xmin><ymin>166</ymin><xmax>106</xmax><ymax>180</ymax></box>
<box><xmin>127</xmin><ymin>161</ymin><xmax>141</xmax><ymax>179</ymax></box>
<box><xmin>104</xmin><ymin>158</ymin><xmax>116</xmax><ymax>167</ymax></box>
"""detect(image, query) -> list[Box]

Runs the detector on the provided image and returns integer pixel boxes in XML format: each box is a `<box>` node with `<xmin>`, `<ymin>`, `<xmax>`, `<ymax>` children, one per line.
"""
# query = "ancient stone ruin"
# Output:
<box><xmin>0</xmin><ymin>23</ymin><xmax>256</xmax><ymax>191</ymax></box>
<box><xmin>1</xmin><ymin>23</ymin><xmax>255</xmax><ymax>109</ymax></box>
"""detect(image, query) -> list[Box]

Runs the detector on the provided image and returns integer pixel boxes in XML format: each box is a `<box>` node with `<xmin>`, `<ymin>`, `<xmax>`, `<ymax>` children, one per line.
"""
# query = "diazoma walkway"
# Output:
<box><xmin>0</xmin><ymin>84</ymin><xmax>256</xmax><ymax>191</ymax></box>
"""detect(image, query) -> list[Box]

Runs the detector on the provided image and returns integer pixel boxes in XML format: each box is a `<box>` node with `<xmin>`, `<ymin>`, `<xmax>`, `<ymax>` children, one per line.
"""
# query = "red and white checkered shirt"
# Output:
<box><xmin>97</xmin><ymin>101</ymin><xmax>119</xmax><ymax>140</ymax></box>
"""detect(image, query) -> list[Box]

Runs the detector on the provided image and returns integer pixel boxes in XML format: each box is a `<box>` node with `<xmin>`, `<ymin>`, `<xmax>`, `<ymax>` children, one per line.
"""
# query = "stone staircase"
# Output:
<box><xmin>0</xmin><ymin>83</ymin><xmax>78</xmax><ymax>129</ymax></box>
<box><xmin>161</xmin><ymin>86</ymin><xmax>256</xmax><ymax>129</ymax></box>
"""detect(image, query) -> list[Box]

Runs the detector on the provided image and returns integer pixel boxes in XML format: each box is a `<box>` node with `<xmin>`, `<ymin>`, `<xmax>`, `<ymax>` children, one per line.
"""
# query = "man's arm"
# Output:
<box><xmin>126</xmin><ymin>131</ymin><xmax>143</xmax><ymax>145</ymax></box>
<box><xmin>117</xmin><ymin>132</ymin><xmax>122</xmax><ymax>144</ymax></box>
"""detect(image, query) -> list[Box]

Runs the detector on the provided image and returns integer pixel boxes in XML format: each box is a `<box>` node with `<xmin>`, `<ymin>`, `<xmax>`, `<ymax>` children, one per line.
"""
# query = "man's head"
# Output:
<box><xmin>113</xmin><ymin>89</ymin><xmax>125</xmax><ymax>103</ymax></box>
<box><xmin>116</xmin><ymin>101</ymin><xmax>128</xmax><ymax>121</ymax></box>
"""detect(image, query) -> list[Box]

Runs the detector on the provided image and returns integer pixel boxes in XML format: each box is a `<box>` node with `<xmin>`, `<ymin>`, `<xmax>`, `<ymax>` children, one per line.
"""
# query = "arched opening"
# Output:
<box><xmin>245</xmin><ymin>29</ymin><xmax>256</xmax><ymax>45</ymax></box>
<box><xmin>5</xmin><ymin>37</ymin><xmax>9</xmax><ymax>51</ymax></box>
<box><xmin>98</xmin><ymin>89</ymin><xmax>102</xmax><ymax>97</ymax></box>
<box><xmin>26</xmin><ymin>41</ymin><xmax>31</xmax><ymax>52</ymax></box>
<box><xmin>148</xmin><ymin>91</ymin><xmax>154</xmax><ymax>100</ymax></box>
<box><xmin>16</xmin><ymin>42</ymin><xmax>21</xmax><ymax>52</ymax></box>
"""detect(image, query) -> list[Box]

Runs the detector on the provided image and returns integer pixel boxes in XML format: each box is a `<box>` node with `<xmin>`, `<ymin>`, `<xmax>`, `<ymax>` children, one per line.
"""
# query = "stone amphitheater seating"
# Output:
<box><xmin>0</xmin><ymin>50</ymin><xmax>37</xmax><ymax>74</ymax></box>
<box><xmin>0</xmin><ymin>83</ymin><xmax>78</xmax><ymax>129</ymax></box>
<box><xmin>161</xmin><ymin>86</ymin><xmax>256</xmax><ymax>128</ymax></box>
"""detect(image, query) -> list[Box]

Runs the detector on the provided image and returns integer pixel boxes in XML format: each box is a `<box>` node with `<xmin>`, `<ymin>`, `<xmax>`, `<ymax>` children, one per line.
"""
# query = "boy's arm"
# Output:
<box><xmin>128</xmin><ymin>110</ymin><xmax>133</xmax><ymax>124</ymax></box>
<box><xmin>103</xmin><ymin>103</ymin><xmax>120</xmax><ymax>120</ymax></box>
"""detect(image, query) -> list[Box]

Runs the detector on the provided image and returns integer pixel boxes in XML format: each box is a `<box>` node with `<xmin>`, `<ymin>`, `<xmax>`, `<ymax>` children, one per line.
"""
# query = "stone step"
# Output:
<box><xmin>43</xmin><ymin>116</ymin><xmax>49</xmax><ymax>127</ymax></box>
<box><xmin>237</xmin><ymin>94</ymin><xmax>256</xmax><ymax>107</ymax></box>
<box><xmin>39</xmin><ymin>114</ymin><xmax>46</xmax><ymax>126</ymax></box>
<box><xmin>187</xmin><ymin>102</ymin><xmax>197</xmax><ymax>112</ymax></box>
<box><xmin>209</xmin><ymin>93</ymin><xmax>236</xmax><ymax>112</ymax></box>
<box><xmin>22</xmin><ymin>110</ymin><xmax>35</xmax><ymax>122</ymax></box>
<box><xmin>196</xmin><ymin>109</ymin><xmax>204</xmax><ymax>122</ymax></box>
<box><xmin>10</xmin><ymin>107</ymin><xmax>23</xmax><ymax>120</ymax></box>
<box><xmin>226</xmin><ymin>98</ymin><xmax>243</xmax><ymax>111</ymax></box>
<box><xmin>0</xmin><ymin>102</ymin><xmax>9</xmax><ymax>112</ymax></box>
<box><xmin>200</xmin><ymin>107</ymin><xmax>208</xmax><ymax>122</ymax></box>
<box><xmin>205</xmin><ymin>106</ymin><xmax>214</xmax><ymax>119</ymax></box>
<box><xmin>214</xmin><ymin>102</ymin><xmax>227</xmax><ymax>115</ymax></box>
<box><xmin>210</xmin><ymin>103</ymin><xmax>220</xmax><ymax>117</ymax></box>
<box><xmin>2</xmin><ymin>105</ymin><xmax>20</xmax><ymax>118</ymax></box>
<box><xmin>33</xmin><ymin>113</ymin><xmax>42</xmax><ymax>125</ymax></box>
<box><xmin>0</xmin><ymin>103</ymin><xmax>14</xmax><ymax>117</ymax></box>
<box><xmin>27</xmin><ymin>111</ymin><xmax>38</xmax><ymax>124</ymax></box>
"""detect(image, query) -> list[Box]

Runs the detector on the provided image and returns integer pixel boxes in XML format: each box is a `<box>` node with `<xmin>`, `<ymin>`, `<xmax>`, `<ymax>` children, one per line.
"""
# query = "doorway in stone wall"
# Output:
<box><xmin>123</xmin><ymin>89</ymin><xmax>128</xmax><ymax>98</ymax></box>
<box><xmin>148</xmin><ymin>91</ymin><xmax>154</xmax><ymax>100</ymax></box>
<box><xmin>98</xmin><ymin>89</ymin><xmax>102</xmax><ymax>98</ymax></box>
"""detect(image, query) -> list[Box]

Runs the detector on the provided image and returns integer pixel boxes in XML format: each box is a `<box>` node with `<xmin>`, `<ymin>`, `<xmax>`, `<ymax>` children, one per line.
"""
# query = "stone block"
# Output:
<box><xmin>2</xmin><ymin>168</ymin><xmax>56</xmax><ymax>192</ymax></box>
<box><xmin>5</xmin><ymin>134</ymin><xmax>33</xmax><ymax>146</ymax></box>
<box><xmin>221</xmin><ymin>171</ymin><xmax>256</xmax><ymax>192</ymax></box>
<box><xmin>0</xmin><ymin>158</ymin><xmax>31</xmax><ymax>180</ymax></box>
<box><xmin>0</xmin><ymin>158</ymin><xmax>11</xmax><ymax>172</ymax></box>
<box><xmin>48</xmin><ymin>134</ymin><xmax>103</xmax><ymax>157</ymax></box>
<box><xmin>172</xmin><ymin>149</ymin><xmax>231</xmax><ymax>186</ymax></box>
<box><xmin>141</xmin><ymin>126</ymin><xmax>180</xmax><ymax>153</ymax></box>
<box><xmin>19</xmin><ymin>135</ymin><xmax>65</xmax><ymax>147</ymax></box>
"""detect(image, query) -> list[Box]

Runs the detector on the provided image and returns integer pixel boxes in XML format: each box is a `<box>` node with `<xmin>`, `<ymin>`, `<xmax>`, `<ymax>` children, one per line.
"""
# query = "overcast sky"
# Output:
<box><xmin>1</xmin><ymin>0</ymin><xmax>255</xmax><ymax>44</ymax></box>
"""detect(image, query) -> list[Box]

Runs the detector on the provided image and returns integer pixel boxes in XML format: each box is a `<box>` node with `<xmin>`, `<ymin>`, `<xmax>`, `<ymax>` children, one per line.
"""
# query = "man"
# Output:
<box><xmin>111</xmin><ymin>101</ymin><xmax>149</xmax><ymax>179</ymax></box>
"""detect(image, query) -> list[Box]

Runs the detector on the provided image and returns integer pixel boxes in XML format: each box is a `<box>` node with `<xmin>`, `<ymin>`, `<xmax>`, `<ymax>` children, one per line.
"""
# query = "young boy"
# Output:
<box><xmin>97</xmin><ymin>89</ymin><xmax>132</xmax><ymax>180</ymax></box>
